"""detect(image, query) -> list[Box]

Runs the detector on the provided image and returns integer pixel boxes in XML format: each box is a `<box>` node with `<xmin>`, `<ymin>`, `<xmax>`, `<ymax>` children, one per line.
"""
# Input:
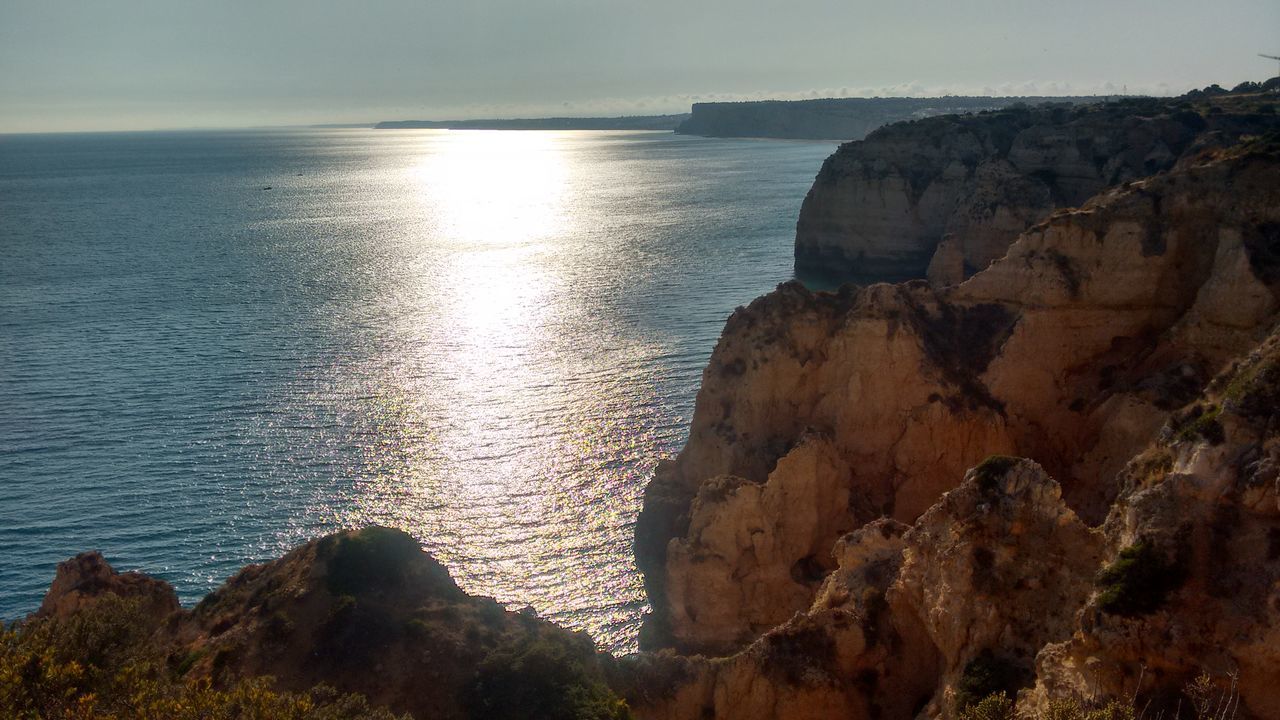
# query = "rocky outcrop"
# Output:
<box><xmin>624</xmin><ymin>459</ymin><xmax>1100</xmax><ymax>720</ymax></box>
<box><xmin>638</xmin><ymin>136</ymin><xmax>1280</xmax><ymax>655</ymax></box>
<box><xmin>37</xmin><ymin>550</ymin><xmax>180</xmax><ymax>623</ymax></box>
<box><xmin>28</xmin><ymin>527</ymin><xmax>625</xmax><ymax>720</ymax></box>
<box><xmin>1024</xmin><ymin>330</ymin><xmax>1280</xmax><ymax>719</ymax></box>
<box><xmin>794</xmin><ymin>85</ymin><xmax>1280</xmax><ymax>283</ymax></box>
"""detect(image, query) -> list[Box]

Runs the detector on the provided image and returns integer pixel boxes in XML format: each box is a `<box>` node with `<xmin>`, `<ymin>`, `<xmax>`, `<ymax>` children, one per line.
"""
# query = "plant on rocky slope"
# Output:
<box><xmin>955</xmin><ymin>650</ymin><xmax>1030</xmax><ymax>713</ymax></box>
<box><xmin>465</xmin><ymin>634</ymin><xmax>631</xmax><ymax>720</ymax></box>
<box><xmin>1095</xmin><ymin>541</ymin><xmax>1186</xmax><ymax>617</ymax></box>
<box><xmin>962</xmin><ymin>671</ymin><xmax>1240</xmax><ymax>720</ymax></box>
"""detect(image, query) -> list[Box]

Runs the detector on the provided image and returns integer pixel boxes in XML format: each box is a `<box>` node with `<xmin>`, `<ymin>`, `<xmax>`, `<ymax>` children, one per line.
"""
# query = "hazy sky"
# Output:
<box><xmin>2</xmin><ymin>0</ymin><xmax>1278</xmax><ymax>132</ymax></box>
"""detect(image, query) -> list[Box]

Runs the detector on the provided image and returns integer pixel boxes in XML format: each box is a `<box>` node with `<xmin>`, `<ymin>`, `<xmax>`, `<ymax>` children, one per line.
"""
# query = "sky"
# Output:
<box><xmin>1</xmin><ymin>0</ymin><xmax>1278</xmax><ymax>133</ymax></box>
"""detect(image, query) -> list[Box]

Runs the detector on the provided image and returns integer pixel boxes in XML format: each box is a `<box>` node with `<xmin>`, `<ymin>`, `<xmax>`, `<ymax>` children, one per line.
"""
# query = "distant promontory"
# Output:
<box><xmin>674</xmin><ymin>95</ymin><xmax>1110</xmax><ymax>140</ymax></box>
<box><xmin>375</xmin><ymin>96</ymin><xmax>1116</xmax><ymax>141</ymax></box>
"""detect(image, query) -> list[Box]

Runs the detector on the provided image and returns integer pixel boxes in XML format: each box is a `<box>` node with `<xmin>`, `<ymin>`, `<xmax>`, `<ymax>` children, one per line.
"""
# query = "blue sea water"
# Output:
<box><xmin>0</xmin><ymin>128</ymin><xmax>834</xmax><ymax>651</ymax></box>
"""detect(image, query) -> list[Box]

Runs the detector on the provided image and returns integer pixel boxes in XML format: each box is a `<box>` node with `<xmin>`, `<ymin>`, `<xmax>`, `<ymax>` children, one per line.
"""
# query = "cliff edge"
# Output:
<box><xmin>793</xmin><ymin>80</ymin><xmax>1280</xmax><ymax>284</ymax></box>
<box><xmin>674</xmin><ymin>96</ymin><xmax>1100</xmax><ymax>141</ymax></box>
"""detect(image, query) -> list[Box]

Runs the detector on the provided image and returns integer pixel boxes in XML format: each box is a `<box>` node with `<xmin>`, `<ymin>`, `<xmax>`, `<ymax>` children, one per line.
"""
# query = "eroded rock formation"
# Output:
<box><xmin>19</xmin><ymin>84</ymin><xmax>1280</xmax><ymax>720</ymax></box>
<box><xmin>627</xmin><ymin>350</ymin><xmax>1280</xmax><ymax>718</ymax></box>
<box><xmin>638</xmin><ymin>136</ymin><xmax>1280</xmax><ymax>657</ymax></box>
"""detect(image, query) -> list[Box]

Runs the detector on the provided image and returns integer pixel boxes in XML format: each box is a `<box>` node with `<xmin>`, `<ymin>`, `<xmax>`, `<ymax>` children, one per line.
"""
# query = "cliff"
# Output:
<box><xmin>673</xmin><ymin>96</ymin><xmax>1103</xmax><ymax>141</ymax></box>
<box><xmin>630</xmin><ymin>135</ymin><xmax>1280</xmax><ymax>718</ymax></box>
<box><xmin>637</xmin><ymin>131</ymin><xmax>1280</xmax><ymax>649</ymax></box>
<box><xmin>794</xmin><ymin>81</ymin><xmax>1280</xmax><ymax>283</ymax></box>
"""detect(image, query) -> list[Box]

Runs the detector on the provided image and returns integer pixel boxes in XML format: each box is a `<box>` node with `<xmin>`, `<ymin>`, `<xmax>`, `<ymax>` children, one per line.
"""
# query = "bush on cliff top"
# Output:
<box><xmin>320</xmin><ymin>527</ymin><xmax>437</xmax><ymax>598</ymax></box>
<box><xmin>973</xmin><ymin>455</ymin><xmax>1020</xmax><ymax>496</ymax></box>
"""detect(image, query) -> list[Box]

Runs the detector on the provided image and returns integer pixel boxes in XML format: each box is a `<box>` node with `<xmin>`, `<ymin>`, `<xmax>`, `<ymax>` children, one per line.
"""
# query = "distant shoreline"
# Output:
<box><xmin>375</xmin><ymin>95</ymin><xmax>1125</xmax><ymax>140</ymax></box>
<box><xmin>374</xmin><ymin>114</ymin><xmax>689</xmax><ymax>131</ymax></box>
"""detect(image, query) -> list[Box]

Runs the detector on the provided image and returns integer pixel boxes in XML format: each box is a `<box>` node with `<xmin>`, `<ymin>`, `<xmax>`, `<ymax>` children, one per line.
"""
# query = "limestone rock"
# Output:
<box><xmin>888</xmin><ymin>458</ymin><xmax>1102</xmax><ymax>717</ymax></box>
<box><xmin>1024</xmin><ymin>330</ymin><xmax>1280</xmax><ymax>719</ymax></box>
<box><xmin>628</xmin><ymin>458</ymin><xmax>1100</xmax><ymax>720</ymax></box>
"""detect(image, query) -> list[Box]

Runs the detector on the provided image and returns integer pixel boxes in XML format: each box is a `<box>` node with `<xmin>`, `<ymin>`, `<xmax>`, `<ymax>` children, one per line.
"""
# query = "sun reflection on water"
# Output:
<box><xmin>333</xmin><ymin>131</ymin><xmax>656</xmax><ymax>645</ymax></box>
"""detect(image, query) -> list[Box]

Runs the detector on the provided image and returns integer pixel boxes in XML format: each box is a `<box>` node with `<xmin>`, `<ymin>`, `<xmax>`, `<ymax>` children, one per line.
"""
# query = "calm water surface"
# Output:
<box><xmin>0</xmin><ymin>129</ymin><xmax>834</xmax><ymax>651</ymax></box>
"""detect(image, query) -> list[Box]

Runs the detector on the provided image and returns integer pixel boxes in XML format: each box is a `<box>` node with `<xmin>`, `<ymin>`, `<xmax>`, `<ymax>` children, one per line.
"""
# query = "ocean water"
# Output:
<box><xmin>0</xmin><ymin>128</ymin><xmax>834</xmax><ymax>651</ymax></box>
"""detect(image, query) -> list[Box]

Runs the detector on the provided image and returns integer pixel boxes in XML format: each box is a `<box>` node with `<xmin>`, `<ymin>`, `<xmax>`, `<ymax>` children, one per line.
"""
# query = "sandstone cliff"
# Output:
<box><xmin>625</xmin><ymin>308</ymin><xmax>1280</xmax><ymax>718</ymax></box>
<box><xmin>626</xmin><ymin>376</ymin><xmax>1280</xmax><ymax>719</ymax></box>
<box><xmin>638</xmin><ymin>135</ymin><xmax>1280</xmax><ymax>658</ymax></box>
<box><xmin>794</xmin><ymin>82</ymin><xmax>1280</xmax><ymax>283</ymax></box>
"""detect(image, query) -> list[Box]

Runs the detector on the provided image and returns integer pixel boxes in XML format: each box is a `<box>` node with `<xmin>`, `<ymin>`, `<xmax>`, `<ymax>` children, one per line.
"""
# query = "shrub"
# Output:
<box><xmin>955</xmin><ymin>650</ymin><xmax>1029</xmax><ymax>713</ymax></box>
<box><xmin>316</xmin><ymin>595</ymin><xmax>399</xmax><ymax>669</ymax></box>
<box><xmin>1172</xmin><ymin>403</ymin><xmax>1225</xmax><ymax>445</ymax></box>
<box><xmin>1039</xmin><ymin>697</ymin><xmax>1136</xmax><ymax>720</ymax></box>
<box><xmin>466</xmin><ymin>635</ymin><xmax>630</xmax><ymax>720</ymax></box>
<box><xmin>959</xmin><ymin>692</ymin><xmax>1014</xmax><ymax>720</ymax></box>
<box><xmin>321</xmin><ymin>527</ymin><xmax>423</xmax><ymax>597</ymax></box>
<box><xmin>973</xmin><ymin>456</ymin><xmax>1020</xmax><ymax>496</ymax></box>
<box><xmin>1095</xmin><ymin>541</ymin><xmax>1186</xmax><ymax>617</ymax></box>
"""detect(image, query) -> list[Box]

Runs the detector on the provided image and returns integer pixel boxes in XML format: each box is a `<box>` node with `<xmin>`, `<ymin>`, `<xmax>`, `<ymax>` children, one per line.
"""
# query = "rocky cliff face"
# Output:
<box><xmin>626</xmin><ymin>328</ymin><xmax>1280</xmax><ymax>718</ymax></box>
<box><xmin>794</xmin><ymin>85</ymin><xmax>1280</xmax><ymax>284</ymax></box>
<box><xmin>637</xmin><ymin>136</ymin><xmax>1280</xmax><ymax>659</ymax></box>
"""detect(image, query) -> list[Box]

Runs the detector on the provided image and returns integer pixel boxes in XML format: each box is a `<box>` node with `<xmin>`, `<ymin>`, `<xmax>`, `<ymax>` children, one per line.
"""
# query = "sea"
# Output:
<box><xmin>0</xmin><ymin>128</ymin><xmax>835</xmax><ymax>652</ymax></box>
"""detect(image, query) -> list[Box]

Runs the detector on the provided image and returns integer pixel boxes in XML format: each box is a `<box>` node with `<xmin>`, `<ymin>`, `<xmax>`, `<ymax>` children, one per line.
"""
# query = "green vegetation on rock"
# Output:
<box><xmin>955</xmin><ymin>650</ymin><xmax>1029</xmax><ymax>713</ymax></box>
<box><xmin>1095</xmin><ymin>541</ymin><xmax>1186</xmax><ymax>617</ymax></box>
<box><xmin>320</xmin><ymin>527</ymin><xmax>427</xmax><ymax>597</ymax></box>
<box><xmin>466</xmin><ymin>635</ymin><xmax>631</xmax><ymax>720</ymax></box>
<box><xmin>973</xmin><ymin>455</ymin><xmax>1020</xmax><ymax>495</ymax></box>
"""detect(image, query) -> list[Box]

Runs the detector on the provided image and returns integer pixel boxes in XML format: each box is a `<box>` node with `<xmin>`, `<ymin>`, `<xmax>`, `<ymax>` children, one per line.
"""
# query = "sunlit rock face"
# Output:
<box><xmin>793</xmin><ymin>91</ymin><xmax>1280</xmax><ymax>285</ymax></box>
<box><xmin>625</xmin><ymin>460</ymin><xmax>1098</xmax><ymax>720</ymax></box>
<box><xmin>627</xmin><ymin>358</ymin><xmax>1280</xmax><ymax>719</ymax></box>
<box><xmin>637</xmin><ymin>139</ymin><xmax>1280</xmax><ymax>657</ymax></box>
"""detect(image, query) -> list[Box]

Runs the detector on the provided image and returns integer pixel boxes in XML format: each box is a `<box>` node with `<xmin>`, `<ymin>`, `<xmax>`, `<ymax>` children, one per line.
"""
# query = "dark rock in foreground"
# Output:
<box><xmin>26</xmin><ymin>527</ymin><xmax>628</xmax><ymax>720</ymax></box>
